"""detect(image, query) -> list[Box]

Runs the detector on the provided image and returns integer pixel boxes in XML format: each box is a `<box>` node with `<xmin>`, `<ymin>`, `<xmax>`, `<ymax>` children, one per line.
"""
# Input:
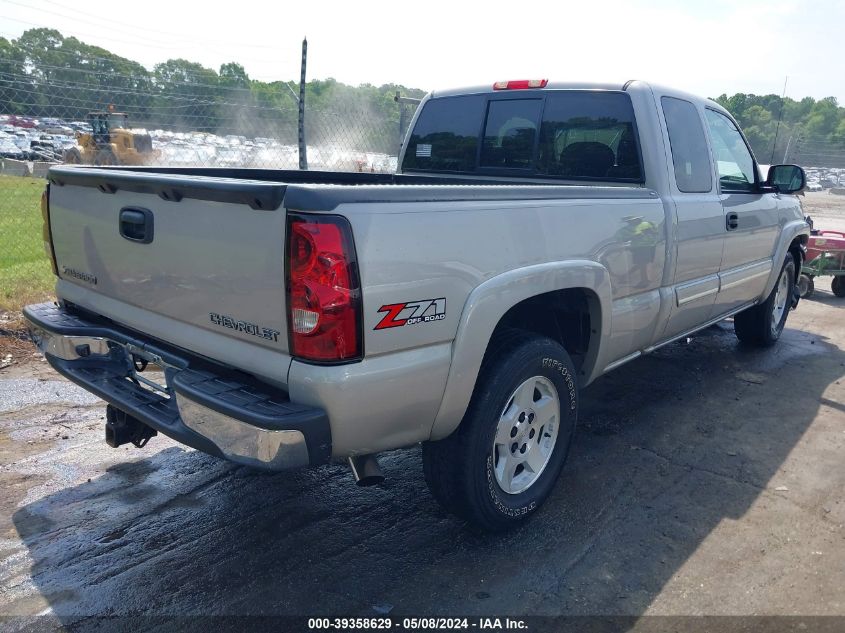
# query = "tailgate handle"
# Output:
<box><xmin>119</xmin><ymin>207</ymin><xmax>154</xmax><ymax>244</ymax></box>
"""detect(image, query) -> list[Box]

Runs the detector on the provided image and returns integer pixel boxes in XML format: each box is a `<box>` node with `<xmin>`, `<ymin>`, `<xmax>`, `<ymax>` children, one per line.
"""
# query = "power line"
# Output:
<box><xmin>1</xmin><ymin>0</ymin><xmax>286</xmax><ymax>51</ymax></box>
<box><xmin>0</xmin><ymin>56</ymin><xmax>301</xmax><ymax>93</ymax></box>
<box><xmin>769</xmin><ymin>76</ymin><xmax>788</xmax><ymax>164</ymax></box>
<box><xmin>0</xmin><ymin>82</ymin><xmax>290</xmax><ymax>112</ymax></box>
<box><xmin>0</xmin><ymin>75</ymin><xmax>391</xmax><ymax>121</ymax></box>
<box><xmin>0</xmin><ymin>15</ymin><xmax>212</xmax><ymax>52</ymax></box>
<box><xmin>2</xmin><ymin>0</ymin><xmax>205</xmax><ymax>48</ymax></box>
<box><xmin>0</xmin><ymin>62</ymin><xmax>262</xmax><ymax>94</ymax></box>
<box><xmin>38</xmin><ymin>0</ymin><xmax>282</xmax><ymax>50</ymax></box>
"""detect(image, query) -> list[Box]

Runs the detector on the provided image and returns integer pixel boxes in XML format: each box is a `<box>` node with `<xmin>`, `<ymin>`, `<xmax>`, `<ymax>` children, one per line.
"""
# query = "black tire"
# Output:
<box><xmin>734</xmin><ymin>252</ymin><xmax>796</xmax><ymax>347</ymax></box>
<box><xmin>422</xmin><ymin>330</ymin><xmax>578</xmax><ymax>532</ymax></box>
<box><xmin>63</xmin><ymin>147</ymin><xmax>82</xmax><ymax>164</ymax></box>
<box><xmin>798</xmin><ymin>274</ymin><xmax>814</xmax><ymax>299</ymax></box>
<box><xmin>95</xmin><ymin>148</ymin><xmax>118</xmax><ymax>166</ymax></box>
<box><xmin>832</xmin><ymin>276</ymin><xmax>845</xmax><ymax>298</ymax></box>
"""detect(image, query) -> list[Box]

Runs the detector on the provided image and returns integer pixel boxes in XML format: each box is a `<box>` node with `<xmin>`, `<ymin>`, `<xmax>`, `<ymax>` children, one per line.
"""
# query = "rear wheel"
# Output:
<box><xmin>734</xmin><ymin>252</ymin><xmax>795</xmax><ymax>347</ymax></box>
<box><xmin>422</xmin><ymin>330</ymin><xmax>578</xmax><ymax>532</ymax></box>
<box><xmin>832</xmin><ymin>276</ymin><xmax>845</xmax><ymax>298</ymax></box>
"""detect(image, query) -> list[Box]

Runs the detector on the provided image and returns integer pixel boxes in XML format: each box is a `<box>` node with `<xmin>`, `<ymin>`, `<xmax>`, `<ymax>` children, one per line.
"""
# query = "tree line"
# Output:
<box><xmin>714</xmin><ymin>93</ymin><xmax>845</xmax><ymax>166</ymax></box>
<box><xmin>1</xmin><ymin>28</ymin><xmax>844</xmax><ymax>163</ymax></box>
<box><xmin>0</xmin><ymin>28</ymin><xmax>425</xmax><ymax>153</ymax></box>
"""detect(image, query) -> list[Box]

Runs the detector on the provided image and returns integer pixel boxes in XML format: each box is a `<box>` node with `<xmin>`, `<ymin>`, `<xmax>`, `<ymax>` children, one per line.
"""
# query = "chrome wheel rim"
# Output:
<box><xmin>492</xmin><ymin>375</ymin><xmax>560</xmax><ymax>495</ymax></box>
<box><xmin>771</xmin><ymin>268</ymin><xmax>789</xmax><ymax>334</ymax></box>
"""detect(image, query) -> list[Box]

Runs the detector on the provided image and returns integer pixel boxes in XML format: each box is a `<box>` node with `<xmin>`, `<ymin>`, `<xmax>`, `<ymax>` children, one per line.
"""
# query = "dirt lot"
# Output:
<box><xmin>803</xmin><ymin>189</ymin><xmax>845</xmax><ymax>233</ymax></box>
<box><xmin>1</xmin><ymin>193</ymin><xmax>845</xmax><ymax>626</ymax></box>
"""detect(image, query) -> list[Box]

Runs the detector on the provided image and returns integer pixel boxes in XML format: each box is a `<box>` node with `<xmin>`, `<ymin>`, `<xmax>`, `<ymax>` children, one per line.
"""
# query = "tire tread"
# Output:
<box><xmin>735</xmin><ymin>253</ymin><xmax>795</xmax><ymax>347</ymax></box>
<box><xmin>423</xmin><ymin>328</ymin><xmax>576</xmax><ymax>531</ymax></box>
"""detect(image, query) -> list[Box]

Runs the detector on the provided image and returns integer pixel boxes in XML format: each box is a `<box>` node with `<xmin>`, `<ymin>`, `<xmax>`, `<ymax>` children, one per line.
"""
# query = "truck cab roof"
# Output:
<box><xmin>430</xmin><ymin>80</ymin><xmax>627</xmax><ymax>98</ymax></box>
<box><xmin>428</xmin><ymin>79</ymin><xmax>732</xmax><ymax>117</ymax></box>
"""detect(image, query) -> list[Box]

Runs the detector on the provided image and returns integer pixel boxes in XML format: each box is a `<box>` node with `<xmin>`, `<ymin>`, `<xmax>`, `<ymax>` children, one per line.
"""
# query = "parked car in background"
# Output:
<box><xmin>0</xmin><ymin>138</ymin><xmax>25</xmax><ymax>159</ymax></box>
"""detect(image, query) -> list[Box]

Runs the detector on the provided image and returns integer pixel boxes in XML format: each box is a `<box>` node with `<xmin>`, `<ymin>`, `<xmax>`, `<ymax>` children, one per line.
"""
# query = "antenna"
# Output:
<box><xmin>770</xmin><ymin>76</ymin><xmax>788</xmax><ymax>164</ymax></box>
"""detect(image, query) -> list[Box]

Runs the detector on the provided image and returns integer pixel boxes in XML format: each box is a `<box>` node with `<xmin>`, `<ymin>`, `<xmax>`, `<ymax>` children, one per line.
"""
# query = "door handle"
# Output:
<box><xmin>726</xmin><ymin>212</ymin><xmax>739</xmax><ymax>231</ymax></box>
<box><xmin>119</xmin><ymin>207</ymin><xmax>154</xmax><ymax>243</ymax></box>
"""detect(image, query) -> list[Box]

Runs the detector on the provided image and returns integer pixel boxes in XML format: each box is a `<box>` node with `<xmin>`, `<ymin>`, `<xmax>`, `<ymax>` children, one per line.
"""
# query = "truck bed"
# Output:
<box><xmin>45</xmin><ymin>164</ymin><xmax>656</xmax><ymax>393</ymax></box>
<box><xmin>48</xmin><ymin>165</ymin><xmax>654</xmax><ymax>212</ymax></box>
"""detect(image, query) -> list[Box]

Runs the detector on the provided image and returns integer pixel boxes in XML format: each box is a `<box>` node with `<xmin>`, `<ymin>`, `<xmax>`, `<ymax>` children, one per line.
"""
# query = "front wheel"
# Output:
<box><xmin>734</xmin><ymin>252</ymin><xmax>795</xmax><ymax>347</ymax></box>
<box><xmin>95</xmin><ymin>148</ymin><xmax>118</xmax><ymax>166</ymax></box>
<box><xmin>63</xmin><ymin>147</ymin><xmax>82</xmax><ymax>164</ymax></box>
<box><xmin>832</xmin><ymin>276</ymin><xmax>845</xmax><ymax>298</ymax></box>
<box><xmin>422</xmin><ymin>331</ymin><xmax>578</xmax><ymax>532</ymax></box>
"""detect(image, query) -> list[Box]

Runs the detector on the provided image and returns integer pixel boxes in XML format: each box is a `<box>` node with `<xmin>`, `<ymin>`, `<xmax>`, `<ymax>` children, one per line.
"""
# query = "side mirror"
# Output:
<box><xmin>766</xmin><ymin>164</ymin><xmax>806</xmax><ymax>194</ymax></box>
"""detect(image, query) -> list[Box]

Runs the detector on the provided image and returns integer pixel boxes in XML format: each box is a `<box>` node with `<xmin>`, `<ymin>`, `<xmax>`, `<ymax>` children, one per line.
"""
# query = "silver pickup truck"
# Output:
<box><xmin>25</xmin><ymin>79</ymin><xmax>809</xmax><ymax>531</ymax></box>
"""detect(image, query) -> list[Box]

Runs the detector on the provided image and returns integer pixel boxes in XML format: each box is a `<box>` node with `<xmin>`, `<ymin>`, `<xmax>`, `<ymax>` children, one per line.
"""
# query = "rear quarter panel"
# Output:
<box><xmin>289</xmin><ymin>192</ymin><xmax>667</xmax><ymax>454</ymax></box>
<box><xmin>348</xmin><ymin>196</ymin><xmax>667</xmax><ymax>358</ymax></box>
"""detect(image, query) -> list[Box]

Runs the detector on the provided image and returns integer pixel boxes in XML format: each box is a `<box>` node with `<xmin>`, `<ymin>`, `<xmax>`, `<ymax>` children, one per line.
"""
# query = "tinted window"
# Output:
<box><xmin>538</xmin><ymin>92</ymin><xmax>642</xmax><ymax>181</ymax></box>
<box><xmin>705</xmin><ymin>109</ymin><xmax>757</xmax><ymax>192</ymax></box>
<box><xmin>479</xmin><ymin>99</ymin><xmax>542</xmax><ymax>169</ymax></box>
<box><xmin>661</xmin><ymin>97</ymin><xmax>712</xmax><ymax>193</ymax></box>
<box><xmin>401</xmin><ymin>95</ymin><xmax>485</xmax><ymax>173</ymax></box>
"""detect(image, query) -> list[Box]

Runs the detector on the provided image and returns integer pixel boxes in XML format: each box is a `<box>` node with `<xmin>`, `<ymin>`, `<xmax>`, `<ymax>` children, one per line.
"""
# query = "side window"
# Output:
<box><xmin>401</xmin><ymin>95</ymin><xmax>486</xmax><ymax>173</ymax></box>
<box><xmin>661</xmin><ymin>97</ymin><xmax>712</xmax><ymax>193</ymax></box>
<box><xmin>704</xmin><ymin>109</ymin><xmax>757</xmax><ymax>192</ymax></box>
<box><xmin>479</xmin><ymin>99</ymin><xmax>542</xmax><ymax>170</ymax></box>
<box><xmin>537</xmin><ymin>92</ymin><xmax>643</xmax><ymax>181</ymax></box>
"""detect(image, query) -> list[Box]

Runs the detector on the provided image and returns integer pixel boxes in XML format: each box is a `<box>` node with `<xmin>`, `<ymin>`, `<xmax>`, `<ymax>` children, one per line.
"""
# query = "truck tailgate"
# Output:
<box><xmin>47</xmin><ymin>168</ymin><xmax>291</xmax><ymax>359</ymax></box>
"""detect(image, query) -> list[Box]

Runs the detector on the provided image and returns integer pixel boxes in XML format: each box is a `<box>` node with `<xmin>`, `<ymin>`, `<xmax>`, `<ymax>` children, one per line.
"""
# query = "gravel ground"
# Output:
<box><xmin>1</xmin><ymin>201</ymin><xmax>844</xmax><ymax>626</ymax></box>
<box><xmin>803</xmin><ymin>190</ymin><xmax>845</xmax><ymax>233</ymax></box>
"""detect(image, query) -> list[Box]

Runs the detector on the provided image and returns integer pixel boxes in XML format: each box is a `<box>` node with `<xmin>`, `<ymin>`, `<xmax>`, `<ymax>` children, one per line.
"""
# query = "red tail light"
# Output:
<box><xmin>493</xmin><ymin>79</ymin><xmax>548</xmax><ymax>90</ymax></box>
<box><xmin>286</xmin><ymin>213</ymin><xmax>362</xmax><ymax>362</ymax></box>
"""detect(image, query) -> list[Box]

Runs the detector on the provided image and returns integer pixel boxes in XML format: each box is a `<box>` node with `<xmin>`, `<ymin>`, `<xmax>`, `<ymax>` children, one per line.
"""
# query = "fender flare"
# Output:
<box><xmin>761</xmin><ymin>220</ymin><xmax>810</xmax><ymax>299</ymax></box>
<box><xmin>429</xmin><ymin>260</ymin><xmax>613</xmax><ymax>441</ymax></box>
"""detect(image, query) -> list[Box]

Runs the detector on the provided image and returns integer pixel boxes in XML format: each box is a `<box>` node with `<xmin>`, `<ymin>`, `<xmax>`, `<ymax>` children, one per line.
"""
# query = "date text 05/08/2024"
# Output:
<box><xmin>307</xmin><ymin>617</ymin><xmax>527</xmax><ymax>630</ymax></box>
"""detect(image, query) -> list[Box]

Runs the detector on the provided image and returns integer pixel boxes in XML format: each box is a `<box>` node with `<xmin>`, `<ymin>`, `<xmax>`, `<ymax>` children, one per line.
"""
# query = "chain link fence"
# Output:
<box><xmin>0</xmin><ymin>71</ymin><xmax>420</xmax><ymax>169</ymax></box>
<box><xmin>0</xmin><ymin>66</ymin><xmax>421</xmax><ymax>312</ymax></box>
<box><xmin>5</xmin><ymin>57</ymin><xmax>845</xmax><ymax>315</ymax></box>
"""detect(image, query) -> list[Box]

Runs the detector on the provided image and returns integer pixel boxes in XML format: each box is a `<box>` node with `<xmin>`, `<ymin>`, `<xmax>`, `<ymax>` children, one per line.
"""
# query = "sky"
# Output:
<box><xmin>1</xmin><ymin>0</ymin><xmax>843</xmax><ymax>103</ymax></box>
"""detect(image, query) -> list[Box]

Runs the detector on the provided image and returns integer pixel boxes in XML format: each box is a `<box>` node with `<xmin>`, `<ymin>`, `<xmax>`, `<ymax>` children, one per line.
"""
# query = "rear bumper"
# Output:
<box><xmin>23</xmin><ymin>302</ymin><xmax>332</xmax><ymax>470</ymax></box>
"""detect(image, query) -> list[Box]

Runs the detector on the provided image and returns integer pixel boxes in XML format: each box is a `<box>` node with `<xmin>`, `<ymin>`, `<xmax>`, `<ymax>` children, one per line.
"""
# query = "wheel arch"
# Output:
<box><xmin>429</xmin><ymin>260</ymin><xmax>612</xmax><ymax>441</ymax></box>
<box><xmin>763</xmin><ymin>221</ymin><xmax>809</xmax><ymax>299</ymax></box>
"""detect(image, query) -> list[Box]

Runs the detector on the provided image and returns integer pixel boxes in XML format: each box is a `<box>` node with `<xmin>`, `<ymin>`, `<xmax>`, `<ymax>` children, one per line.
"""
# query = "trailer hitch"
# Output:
<box><xmin>105</xmin><ymin>405</ymin><xmax>157</xmax><ymax>448</ymax></box>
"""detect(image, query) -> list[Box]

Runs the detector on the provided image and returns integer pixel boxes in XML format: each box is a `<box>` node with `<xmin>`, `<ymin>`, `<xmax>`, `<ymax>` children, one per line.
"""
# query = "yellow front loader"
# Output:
<box><xmin>63</xmin><ymin>110</ymin><xmax>158</xmax><ymax>166</ymax></box>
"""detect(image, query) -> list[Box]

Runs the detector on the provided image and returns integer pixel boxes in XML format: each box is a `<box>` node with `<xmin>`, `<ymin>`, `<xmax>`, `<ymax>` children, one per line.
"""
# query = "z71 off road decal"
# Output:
<box><xmin>375</xmin><ymin>298</ymin><xmax>446</xmax><ymax>330</ymax></box>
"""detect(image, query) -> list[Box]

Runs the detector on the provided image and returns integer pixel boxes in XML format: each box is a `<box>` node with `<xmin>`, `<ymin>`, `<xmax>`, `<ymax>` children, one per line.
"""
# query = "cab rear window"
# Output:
<box><xmin>401</xmin><ymin>95</ymin><xmax>485</xmax><ymax>173</ymax></box>
<box><xmin>537</xmin><ymin>92</ymin><xmax>642</xmax><ymax>181</ymax></box>
<box><xmin>479</xmin><ymin>99</ymin><xmax>542</xmax><ymax>170</ymax></box>
<box><xmin>401</xmin><ymin>90</ymin><xmax>643</xmax><ymax>182</ymax></box>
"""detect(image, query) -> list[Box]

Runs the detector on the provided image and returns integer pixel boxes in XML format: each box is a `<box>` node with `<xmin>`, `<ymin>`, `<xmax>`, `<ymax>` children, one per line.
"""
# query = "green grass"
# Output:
<box><xmin>0</xmin><ymin>175</ymin><xmax>54</xmax><ymax>313</ymax></box>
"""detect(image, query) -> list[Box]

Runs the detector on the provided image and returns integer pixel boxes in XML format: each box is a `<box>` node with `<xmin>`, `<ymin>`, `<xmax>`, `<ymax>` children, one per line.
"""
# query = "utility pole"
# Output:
<box><xmin>298</xmin><ymin>37</ymin><xmax>308</xmax><ymax>170</ymax></box>
<box><xmin>394</xmin><ymin>92</ymin><xmax>421</xmax><ymax>156</ymax></box>
<box><xmin>769</xmin><ymin>76</ymin><xmax>788</xmax><ymax>164</ymax></box>
<box><xmin>782</xmin><ymin>134</ymin><xmax>794</xmax><ymax>164</ymax></box>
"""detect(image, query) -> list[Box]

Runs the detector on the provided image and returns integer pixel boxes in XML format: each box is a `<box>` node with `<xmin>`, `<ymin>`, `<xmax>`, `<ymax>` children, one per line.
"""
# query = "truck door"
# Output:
<box><xmin>658</xmin><ymin>96</ymin><xmax>725</xmax><ymax>341</ymax></box>
<box><xmin>703</xmin><ymin>108</ymin><xmax>780</xmax><ymax>315</ymax></box>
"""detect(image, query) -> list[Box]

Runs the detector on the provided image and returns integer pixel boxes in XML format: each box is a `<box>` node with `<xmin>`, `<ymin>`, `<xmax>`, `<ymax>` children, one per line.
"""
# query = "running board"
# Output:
<box><xmin>602</xmin><ymin>300</ymin><xmax>757</xmax><ymax>374</ymax></box>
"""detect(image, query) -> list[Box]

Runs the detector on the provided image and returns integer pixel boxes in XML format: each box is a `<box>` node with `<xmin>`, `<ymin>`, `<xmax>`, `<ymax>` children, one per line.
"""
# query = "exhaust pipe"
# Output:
<box><xmin>348</xmin><ymin>454</ymin><xmax>384</xmax><ymax>486</ymax></box>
